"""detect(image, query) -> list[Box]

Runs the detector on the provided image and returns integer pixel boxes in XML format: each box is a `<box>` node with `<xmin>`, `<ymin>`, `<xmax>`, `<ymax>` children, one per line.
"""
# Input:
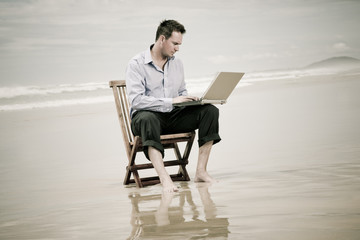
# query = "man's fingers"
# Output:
<box><xmin>173</xmin><ymin>96</ymin><xmax>199</xmax><ymax>104</ymax></box>
<box><xmin>185</xmin><ymin>96</ymin><xmax>198</xmax><ymax>101</ymax></box>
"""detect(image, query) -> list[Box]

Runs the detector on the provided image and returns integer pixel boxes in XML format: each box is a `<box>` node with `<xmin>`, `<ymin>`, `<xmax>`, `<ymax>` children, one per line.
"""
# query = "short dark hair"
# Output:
<box><xmin>155</xmin><ymin>19</ymin><xmax>186</xmax><ymax>41</ymax></box>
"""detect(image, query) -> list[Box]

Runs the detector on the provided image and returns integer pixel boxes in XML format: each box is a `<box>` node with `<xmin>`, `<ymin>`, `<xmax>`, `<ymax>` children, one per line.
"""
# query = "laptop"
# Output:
<box><xmin>173</xmin><ymin>72</ymin><xmax>245</xmax><ymax>107</ymax></box>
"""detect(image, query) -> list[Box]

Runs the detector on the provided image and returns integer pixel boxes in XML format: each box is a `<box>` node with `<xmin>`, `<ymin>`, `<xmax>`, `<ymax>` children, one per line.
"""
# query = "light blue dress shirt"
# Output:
<box><xmin>126</xmin><ymin>45</ymin><xmax>188</xmax><ymax>117</ymax></box>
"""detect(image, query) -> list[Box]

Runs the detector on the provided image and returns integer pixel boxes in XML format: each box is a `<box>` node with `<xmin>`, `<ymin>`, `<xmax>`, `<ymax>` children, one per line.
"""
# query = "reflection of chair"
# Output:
<box><xmin>109</xmin><ymin>80</ymin><xmax>196</xmax><ymax>188</ymax></box>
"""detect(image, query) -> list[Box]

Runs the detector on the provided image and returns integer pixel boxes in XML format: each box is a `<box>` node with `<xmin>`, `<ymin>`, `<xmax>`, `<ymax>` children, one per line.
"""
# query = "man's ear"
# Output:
<box><xmin>160</xmin><ymin>35</ymin><xmax>166</xmax><ymax>42</ymax></box>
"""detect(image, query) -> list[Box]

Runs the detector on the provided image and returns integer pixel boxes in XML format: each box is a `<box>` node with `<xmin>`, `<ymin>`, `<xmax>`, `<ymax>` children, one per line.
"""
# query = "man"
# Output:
<box><xmin>126</xmin><ymin>19</ymin><xmax>221</xmax><ymax>193</ymax></box>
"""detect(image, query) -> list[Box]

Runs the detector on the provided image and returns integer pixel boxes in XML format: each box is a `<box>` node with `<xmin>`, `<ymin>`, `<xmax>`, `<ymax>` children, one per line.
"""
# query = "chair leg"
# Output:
<box><xmin>183</xmin><ymin>132</ymin><xmax>195</xmax><ymax>162</ymax></box>
<box><xmin>178</xmin><ymin>133</ymin><xmax>195</xmax><ymax>181</ymax></box>
<box><xmin>124</xmin><ymin>137</ymin><xmax>143</xmax><ymax>188</ymax></box>
<box><xmin>124</xmin><ymin>134</ymin><xmax>196</xmax><ymax>188</ymax></box>
<box><xmin>173</xmin><ymin>143</ymin><xmax>191</xmax><ymax>181</ymax></box>
<box><xmin>132</xmin><ymin>170</ymin><xmax>143</xmax><ymax>188</ymax></box>
<box><xmin>178</xmin><ymin>164</ymin><xmax>190</xmax><ymax>181</ymax></box>
<box><xmin>123</xmin><ymin>166</ymin><xmax>132</xmax><ymax>185</ymax></box>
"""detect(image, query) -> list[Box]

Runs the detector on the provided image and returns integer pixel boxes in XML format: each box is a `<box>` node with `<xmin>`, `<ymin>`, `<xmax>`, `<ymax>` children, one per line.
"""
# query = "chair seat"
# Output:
<box><xmin>129</xmin><ymin>132</ymin><xmax>195</xmax><ymax>146</ymax></box>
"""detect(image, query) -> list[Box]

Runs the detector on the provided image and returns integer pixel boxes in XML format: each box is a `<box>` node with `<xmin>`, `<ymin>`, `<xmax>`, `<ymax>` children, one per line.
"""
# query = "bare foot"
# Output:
<box><xmin>194</xmin><ymin>171</ymin><xmax>218</xmax><ymax>183</ymax></box>
<box><xmin>161</xmin><ymin>179</ymin><xmax>179</xmax><ymax>193</ymax></box>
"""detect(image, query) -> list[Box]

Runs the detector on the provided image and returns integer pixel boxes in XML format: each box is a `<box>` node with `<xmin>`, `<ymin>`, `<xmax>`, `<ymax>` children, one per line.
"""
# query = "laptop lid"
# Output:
<box><xmin>201</xmin><ymin>72</ymin><xmax>245</xmax><ymax>101</ymax></box>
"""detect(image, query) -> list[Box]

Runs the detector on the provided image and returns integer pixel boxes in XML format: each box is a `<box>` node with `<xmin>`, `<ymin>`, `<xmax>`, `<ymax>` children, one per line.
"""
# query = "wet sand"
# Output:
<box><xmin>0</xmin><ymin>73</ymin><xmax>359</xmax><ymax>239</ymax></box>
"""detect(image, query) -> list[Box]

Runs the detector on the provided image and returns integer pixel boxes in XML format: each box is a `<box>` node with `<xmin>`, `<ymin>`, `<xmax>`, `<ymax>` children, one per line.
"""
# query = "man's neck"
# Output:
<box><xmin>151</xmin><ymin>43</ymin><xmax>168</xmax><ymax>70</ymax></box>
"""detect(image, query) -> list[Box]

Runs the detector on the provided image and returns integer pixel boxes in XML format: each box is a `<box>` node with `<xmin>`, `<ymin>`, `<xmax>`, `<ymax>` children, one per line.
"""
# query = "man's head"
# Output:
<box><xmin>155</xmin><ymin>20</ymin><xmax>186</xmax><ymax>58</ymax></box>
<box><xmin>155</xmin><ymin>19</ymin><xmax>186</xmax><ymax>41</ymax></box>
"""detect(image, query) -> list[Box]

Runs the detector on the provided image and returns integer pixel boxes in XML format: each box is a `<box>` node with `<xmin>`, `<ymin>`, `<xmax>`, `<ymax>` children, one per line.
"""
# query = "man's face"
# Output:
<box><xmin>161</xmin><ymin>31</ymin><xmax>183</xmax><ymax>57</ymax></box>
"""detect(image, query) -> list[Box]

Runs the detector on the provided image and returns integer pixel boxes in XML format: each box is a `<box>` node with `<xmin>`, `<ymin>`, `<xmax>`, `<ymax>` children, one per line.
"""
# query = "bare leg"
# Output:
<box><xmin>194</xmin><ymin>141</ymin><xmax>217</xmax><ymax>183</ymax></box>
<box><xmin>148</xmin><ymin>146</ymin><xmax>179</xmax><ymax>193</ymax></box>
<box><xmin>196</xmin><ymin>182</ymin><xmax>217</xmax><ymax>219</ymax></box>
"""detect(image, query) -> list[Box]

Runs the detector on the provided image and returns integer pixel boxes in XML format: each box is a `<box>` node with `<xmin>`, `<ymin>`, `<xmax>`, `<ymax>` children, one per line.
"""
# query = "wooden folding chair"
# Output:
<box><xmin>109</xmin><ymin>80</ymin><xmax>196</xmax><ymax>188</ymax></box>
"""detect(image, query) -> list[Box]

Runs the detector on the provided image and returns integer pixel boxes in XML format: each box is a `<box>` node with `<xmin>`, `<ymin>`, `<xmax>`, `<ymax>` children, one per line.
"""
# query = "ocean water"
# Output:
<box><xmin>0</xmin><ymin>67</ymin><xmax>357</xmax><ymax>111</ymax></box>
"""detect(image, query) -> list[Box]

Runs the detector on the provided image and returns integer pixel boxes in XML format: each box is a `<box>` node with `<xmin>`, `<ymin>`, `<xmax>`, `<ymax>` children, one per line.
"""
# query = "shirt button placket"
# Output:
<box><xmin>163</xmin><ymin>67</ymin><xmax>171</xmax><ymax>111</ymax></box>
<box><xmin>164</xmin><ymin>66</ymin><xmax>168</xmax><ymax>97</ymax></box>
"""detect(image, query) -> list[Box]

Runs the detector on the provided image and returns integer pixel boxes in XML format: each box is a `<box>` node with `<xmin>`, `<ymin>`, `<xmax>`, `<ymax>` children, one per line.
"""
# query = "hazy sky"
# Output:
<box><xmin>0</xmin><ymin>0</ymin><xmax>359</xmax><ymax>86</ymax></box>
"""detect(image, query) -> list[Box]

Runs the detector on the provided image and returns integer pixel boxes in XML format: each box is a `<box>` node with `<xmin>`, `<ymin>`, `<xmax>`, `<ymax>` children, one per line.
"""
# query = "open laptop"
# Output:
<box><xmin>173</xmin><ymin>72</ymin><xmax>245</xmax><ymax>107</ymax></box>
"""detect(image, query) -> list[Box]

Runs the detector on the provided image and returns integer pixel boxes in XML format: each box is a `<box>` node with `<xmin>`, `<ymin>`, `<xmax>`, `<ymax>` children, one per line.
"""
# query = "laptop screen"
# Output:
<box><xmin>202</xmin><ymin>72</ymin><xmax>244</xmax><ymax>100</ymax></box>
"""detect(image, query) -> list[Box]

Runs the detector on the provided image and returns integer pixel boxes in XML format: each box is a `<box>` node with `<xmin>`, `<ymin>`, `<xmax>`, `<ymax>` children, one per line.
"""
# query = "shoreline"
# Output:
<box><xmin>1</xmin><ymin>69</ymin><xmax>359</xmax><ymax>112</ymax></box>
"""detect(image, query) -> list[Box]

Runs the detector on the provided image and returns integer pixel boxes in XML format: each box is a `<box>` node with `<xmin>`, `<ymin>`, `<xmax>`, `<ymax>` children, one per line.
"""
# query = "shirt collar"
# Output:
<box><xmin>144</xmin><ymin>45</ymin><xmax>153</xmax><ymax>64</ymax></box>
<box><xmin>145</xmin><ymin>44</ymin><xmax>175</xmax><ymax>64</ymax></box>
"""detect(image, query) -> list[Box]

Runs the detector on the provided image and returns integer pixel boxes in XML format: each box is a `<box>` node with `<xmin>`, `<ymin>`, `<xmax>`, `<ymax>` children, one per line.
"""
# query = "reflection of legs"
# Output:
<box><xmin>155</xmin><ymin>192</ymin><xmax>175</xmax><ymax>226</ymax></box>
<box><xmin>149</xmin><ymin>146</ymin><xmax>178</xmax><ymax>193</ymax></box>
<box><xmin>196</xmin><ymin>183</ymin><xmax>217</xmax><ymax>219</ymax></box>
<box><xmin>195</xmin><ymin>141</ymin><xmax>217</xmax><ymax>183</ymax></box>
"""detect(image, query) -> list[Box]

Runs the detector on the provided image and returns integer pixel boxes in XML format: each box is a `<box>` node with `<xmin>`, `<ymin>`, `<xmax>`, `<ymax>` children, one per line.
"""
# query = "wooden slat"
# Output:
<box><xmin>121</xmin><ymin>86</ymin><xmax>133</xmax><ymax>143</ymax></box>
<box><xmin>128</xmin><ymin>159</ymin><xmax>188</xmax><ymax>171</ymax></box>
<box><xmin>127</xmin><ymin>174</ymin><xmax>187</xmax><ymax>185</ymax></box>
<box><xmin>119</xmin><ymin>86</ymin><xmax>133</xmax><ymax>143</ymax></box>
<box><xmin>109</xmin><ymin>80</ymin><xmax>126</xmax><ymax>87</ymax></box>
<box><xmin>129</xmin><ymin>132</ymin><xmax>194</xmax><ymax>145</ymax></box>
<box><xmin>111</xmin><ymin>85</ymin><xmax>132</xmax><ymax>160</ymax></box>
<box><xmin>160</xmin><ymin>132</ymin><xmax>193</xmax><ymax>139</ymax></box>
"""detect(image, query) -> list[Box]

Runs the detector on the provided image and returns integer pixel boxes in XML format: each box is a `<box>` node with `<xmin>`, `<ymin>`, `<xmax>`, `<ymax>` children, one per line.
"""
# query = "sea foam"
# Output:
<box><xmin>0</xmin><ymin>96</ymin><xmax>113</xmax><ymax>111</ymax></box>
<box><xmin>0</xmin><ymin>67</ymin><xmax>356</xmax><ymax>111</ymax></box>
<box><xmin>0</xmin><ymin>82</ymin><xmax>108</xmax><ymax>99</ymax></box>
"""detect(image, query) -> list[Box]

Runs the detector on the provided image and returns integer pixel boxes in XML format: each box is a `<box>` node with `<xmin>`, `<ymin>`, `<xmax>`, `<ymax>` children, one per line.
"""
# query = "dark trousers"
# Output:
<box><xmin>131</xmin><ymin>104</ymin><xmax>221</xmax><ymax>159</ymax></box>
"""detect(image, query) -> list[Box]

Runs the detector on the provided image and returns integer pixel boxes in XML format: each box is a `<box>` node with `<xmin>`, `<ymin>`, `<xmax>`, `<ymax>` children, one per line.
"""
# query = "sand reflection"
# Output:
<box><xmin>127</xmin><ymin>183</ymin><xmax>229</xmax><ymax>239</ymax></box>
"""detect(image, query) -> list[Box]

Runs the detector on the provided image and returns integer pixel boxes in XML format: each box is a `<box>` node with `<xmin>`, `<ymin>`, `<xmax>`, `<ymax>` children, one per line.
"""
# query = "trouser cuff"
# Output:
<box><xmin>142</xmin><ymin>140</ymin><xmax>164</xmax><ymax>160</ymax></box>
<box><xmin>198</xmin><ymin>133</ymin><xmax>221</xmax><ymax>147</ymax></box>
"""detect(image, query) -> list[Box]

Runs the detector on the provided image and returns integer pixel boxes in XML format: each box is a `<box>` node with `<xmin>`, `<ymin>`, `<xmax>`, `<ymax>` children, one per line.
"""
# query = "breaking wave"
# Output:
<box><xmin>1</xmin><ymin>67</ymin><xmax>357</xmax><ymax>111</ymax></box>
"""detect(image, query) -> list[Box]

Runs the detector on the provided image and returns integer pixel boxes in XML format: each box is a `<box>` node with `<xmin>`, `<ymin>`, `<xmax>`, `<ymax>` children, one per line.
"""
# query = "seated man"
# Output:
<box><xmin>126</xmin><ymin>19</ymin><xmax>221</xmax><ymax>193</ymax></box>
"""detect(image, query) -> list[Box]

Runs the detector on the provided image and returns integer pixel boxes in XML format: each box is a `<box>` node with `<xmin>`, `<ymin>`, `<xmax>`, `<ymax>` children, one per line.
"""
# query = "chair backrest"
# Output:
<box><xmin>109</xmin><ymin>80</ymin><xmax>134</xmax><ymax>158</ymax></box>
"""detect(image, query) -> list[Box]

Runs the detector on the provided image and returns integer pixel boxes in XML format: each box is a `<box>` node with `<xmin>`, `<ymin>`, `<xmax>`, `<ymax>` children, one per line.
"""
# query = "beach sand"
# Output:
<box><xmin>0</xmin><ymin>73</ymin><xmax>359</xmax><ymax>239</ymax></box>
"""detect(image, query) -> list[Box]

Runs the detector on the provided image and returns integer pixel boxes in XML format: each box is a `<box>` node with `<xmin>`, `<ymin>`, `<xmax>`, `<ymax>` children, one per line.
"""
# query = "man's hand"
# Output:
<box><xmin>172</xmin><ymin>96</ymin><xmax>199</xmax><ymax>104</ymax></box>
